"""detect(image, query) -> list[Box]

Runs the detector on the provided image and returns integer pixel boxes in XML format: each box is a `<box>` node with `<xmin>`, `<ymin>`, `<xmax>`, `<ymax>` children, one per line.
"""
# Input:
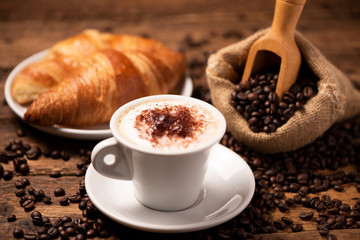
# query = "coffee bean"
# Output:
<box><xmin>61</xmin><ymin>151</ymin><xmax>71</xmax><ymax>161</ymax></box>
<box><xmin>273</xmin><ymin>220</ymin><xmax>286</xmax><ymax>230</ymax></box>
<box><xmin>19</xmin><ymin>163</ymin><xmax>29</xmax><ymax>175</ymax></box>
<box><xmin>299</xmin><ymin>211</ymin><xmax>314</xmax><ymax>220</ymax></box>
<box><xmin>59</xmin><ymin>197</ymin><xmax>69</xmax><ymax>206</ymax></box>
<box><xmin>7</xmin><ymin>214</ymin><xmax>16</xmax><ymax>222</ymax></box>
<box><xmin>281</xmin><ymin>216</ymin><xmax>293</xmax><ymax>226</ymax></box>
<box><xmin>291</xmin><ymin>224</ymin><xmax>303</xmax><ymax>232</ymax></box>
<box><xmin>16</xmin><ymin>128</ymin><xmax>25</xmax><ymax>137</ymax></box>
<box><xmin>13</xmin><ymin>229</ymin><xmax>24</xmax><ymax>238</ymax></box>
<box><xmin>3</xmin><ymin>170</ymin><xmax>13</xmax><ymax>180</ymax></box>
<box><xmin>26</xmin><ymin>146</ymin><xmax>42</xmax><ymax>160</ymax></box>
<box><xmin>21</xmin><ymin>177</ymin><xmax>30</xmax><ymax>186</ymax></box>
<box><xmin>38</xmin><ymin>234</ymin><xmax>51</xmax><ymax>240</ymax></box>
<box><xmin>51</xmin><ymin>150</ymin><xmax>61</xmax><ymax>159</ymax></box>
<box><xmin>22</xmin><ymin>199</ymin><xmax>35</xmax><ymax>211</ymax></box>
<box><xmin>79</xmin><ymin>200</ymin><xmax>88</xmax><ymax>210</ymax></box>
<box><xmin>303</xmin><ymin>86</ymin><xmax>315</xmax><ymax>97</ymax></box>
<box><xmin>24</xmin><ymin>233</ymin><xmax>37</xmax><ymax>240</ymax></box>
<box><xmin>49</xmin><ymin>171</ymin><xmax>61</xmax><ymax>178</ymax></box>
<box><xmin>339</xmin><ymin>204</ymin><xmax>350</xmax><ymax>212</ymax></box>
<box><xmin>69</xmin><ymin>195</ymin><xmax>81</xmax><ymax>203</ymax></box>
<box><xmin>75</xmin><ymin>233</ymin><xmax>87</xmax><ymax>240</ymax></box>
<box><xmin>318</xmin><ymin>228</ymin><xmax>330</xmax><ymax>236</ymax></box>
<box><xmin>54</xmin><ymin>187</ymin><xmax>66</xmax><ymax>196</ymax></box>
<box><xmin>31</xmin><ymin>210</ymin><xmax>42</xmax><ymax>219</ymax></box>
<box><xmin>333</xmin><ymin>185</ymin><xmax>344</xmax><ymax>192</ymax></box>
<box><xmin>15</xmin><ymin>189</ymin><xmax>26</xmax><ymax>197</ymax></box>
<box><xmin>47</xmin><ymin>227</ymin><xmax>59</xmax><ymax>238</ymax></box>
<box><xmin>42</xmin><ymin>196</ymin><xmax>52</xmax><ymax>204</ymax></box>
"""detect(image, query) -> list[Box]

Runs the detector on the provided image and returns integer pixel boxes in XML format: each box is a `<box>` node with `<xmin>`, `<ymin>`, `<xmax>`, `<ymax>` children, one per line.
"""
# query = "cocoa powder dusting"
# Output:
<box><xmin>135</xmin><ymin>105</ymin><xmax>203</xmax><ymax>144</ymax></box>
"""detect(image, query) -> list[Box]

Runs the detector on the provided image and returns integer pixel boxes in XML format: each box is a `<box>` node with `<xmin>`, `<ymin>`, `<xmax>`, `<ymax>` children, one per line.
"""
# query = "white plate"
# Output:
<box><xmin>85</xmin><ymin>144</ymin><xmax>255</xmax><ymax>233</ymax></box>
<box><xmin>4</xmin><ymin>50</ymin><xmax>193</xmax><ymax>140</ymax></box>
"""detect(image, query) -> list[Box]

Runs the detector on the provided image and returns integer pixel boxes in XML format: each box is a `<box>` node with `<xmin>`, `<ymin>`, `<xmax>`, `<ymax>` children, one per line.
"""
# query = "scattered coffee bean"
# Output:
<box><xmin>15</xmin><ymin>189</ymin><xmax>26</xmax><ymax>197</ymax></box>
<box><xmin>333</xmin><ymin>185</ymin><xmax>344</xmax><ymax>192</ymax></box>
<box><xmin>50</xmin><ymin>150</ymin><xmax>61</xmax><ymax>159</ymax></box>
<box><xmin>318</xmin><ymin>227</ymin><xmax>330</xmax><ymax>236</ymax></box>
<box><xmin>3</xmin><ymin>170</ymin><xmax>13</xmax><ymax>180</ymax></box>
<box><xmin>273</xmin><ymin>220</ymin><xmax>286</xmax><ymax>230</ymax></box>
<box><xmin>69</xmin><ymin>195</ymin><xmax>81</xmax><ymax>203</ymax></box>
<box><xmin>291</xmin><ymin>223</ymin><xmax>303</xmax><ymax>232</ymax></box>
<box><xmin>59</xmin><ymin>197</ymin><xmax>69</xmax><ymax>206</ymax></box>
<box><xmin>24</xmin><ymin>233</ymin><xmax>37</xmax><ymax>240</ymax></box>
<box><xmin>21</xmin><ymin>177</ymin><xmax>30</xmax><ymax>186</ymax></box>
<box><xmin>49</xmin><ymin>170</ymin><xmax>61</xmax><ymax>178</ymax></box>
<box><xmin>26</xmin><ymin>146</ymin><xmax>42</xmax><ymax>160</ymax></box>
<box><xmin>47</xmin><ymin>227</ymin><xmax>60</xmax><ymax>238</ymax></box>
<box><xmin>19</xmin><ymin>163</ymin><xmax>30</xmax><ymax>175</ymax></box>
<box><xmin>54</xmin><ymin>187</ymin><xmax>66</xmax><ymax>197</ymax></box>
<box><xmin>299</xmin><ymin>211</ymin><xmax>314</xmax><ymax>220</ymax></box>
<box><xmin>7</xmin><ymin>214</ymin><xmax>16</xmax><ymax>222</ymax></box>
<box><xmin>13</xmin><ymin>229</ymin><xmax>24</xmax><ymax>238</ymax></box>
<box><xmin>61</xmin><ymin>150</ymin><xmax>71</xmax><ymax>161</ymax></box>
<box><xmin>38</xmin><ymin>233</ymin><xmax>51</xmax><ymax>240</ymax></box>
<box><xmin>16</xmin><ymin>128</ymin><xmax>25</xmax><ymax>137</ymax></box>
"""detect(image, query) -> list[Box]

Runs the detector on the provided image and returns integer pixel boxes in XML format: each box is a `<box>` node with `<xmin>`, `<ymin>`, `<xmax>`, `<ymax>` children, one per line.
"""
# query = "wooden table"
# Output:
<box><xmin>1</xmin><ymin>0</ymin><xmax>359</xmax><ymax>239</ymax></box>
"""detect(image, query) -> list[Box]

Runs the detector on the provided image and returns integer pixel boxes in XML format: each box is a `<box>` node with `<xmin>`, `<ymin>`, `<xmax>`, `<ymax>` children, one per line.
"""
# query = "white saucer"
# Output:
<box><xmin>85</xmin><ymin>144</ymin><xmax>255</xmax><ymax>233</ymax></box>
<box><xmin>4</xmin><ymin>50</ymin><xmax>193</xmax><ymax>140</ymax></box>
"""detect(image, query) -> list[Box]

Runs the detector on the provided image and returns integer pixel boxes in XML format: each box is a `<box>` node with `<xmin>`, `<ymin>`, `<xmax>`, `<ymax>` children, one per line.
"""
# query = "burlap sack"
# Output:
<box><xmin>206</xmin><ymin>28</ymin><xmax>360</xmax><ymax>153</ymax></box>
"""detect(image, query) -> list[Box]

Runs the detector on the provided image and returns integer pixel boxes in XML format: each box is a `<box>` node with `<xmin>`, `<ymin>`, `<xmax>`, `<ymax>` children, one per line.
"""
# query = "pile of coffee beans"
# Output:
<box><xmin>230</xmin><ymin>69</ymin><xmax>318</xmax><ymax>133</ymax></box>
<box><xmin>218</xmin><ymin>115</ymin><xmax>360</xmax><ymax>239</ymax></box>
<box><xmin>10</xmin><ymin>177</ymin><xmax>112</xmax><ymax>239</ymax></box>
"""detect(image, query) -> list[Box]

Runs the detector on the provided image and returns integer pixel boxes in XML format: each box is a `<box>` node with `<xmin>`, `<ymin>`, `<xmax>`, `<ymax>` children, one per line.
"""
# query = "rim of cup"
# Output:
<box><xmin>110</xmin><ymin>94</ymin><xmax>226</xmax><ymax>155</ymax></box>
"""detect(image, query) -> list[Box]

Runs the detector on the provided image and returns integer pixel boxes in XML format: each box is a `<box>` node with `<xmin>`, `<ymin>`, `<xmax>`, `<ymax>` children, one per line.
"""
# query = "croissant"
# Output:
<box><xmin>11</xmin><ymin>29</ymin><xmax>183</xmax><ymax>104</ymax></box>
<box><xmin>24</xmin><ymin>48</ymin><xmax>186</xmax><ymax>127</ymax></box>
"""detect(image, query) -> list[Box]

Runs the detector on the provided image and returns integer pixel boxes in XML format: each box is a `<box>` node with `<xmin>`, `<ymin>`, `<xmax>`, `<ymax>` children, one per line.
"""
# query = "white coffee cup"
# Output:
<box><xmin>91</xmin><ymin>94</ymin><xmax>226</xmax><ymax>211</ymax></box>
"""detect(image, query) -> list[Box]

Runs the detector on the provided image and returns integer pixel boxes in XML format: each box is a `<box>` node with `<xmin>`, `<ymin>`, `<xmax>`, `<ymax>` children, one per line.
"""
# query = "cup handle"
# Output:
<box><xmin>91</xmin><ymin>137</ymin><xmax>133</xmax><ymax>180</ymax></box>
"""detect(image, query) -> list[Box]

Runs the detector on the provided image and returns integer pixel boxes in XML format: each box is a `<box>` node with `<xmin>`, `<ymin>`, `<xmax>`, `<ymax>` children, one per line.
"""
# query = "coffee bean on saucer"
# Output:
<box><xmin>54</xmin><ymin>187</ymin><xmax>66</xmax><ymax>196</ymax></box>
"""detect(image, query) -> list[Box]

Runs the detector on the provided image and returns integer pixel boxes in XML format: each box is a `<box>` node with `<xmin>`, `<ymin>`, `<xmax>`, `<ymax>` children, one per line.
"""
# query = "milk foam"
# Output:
<box><xmin>117</xmin><ymin>99</ymin><xmax>220</xmax><ymax>152</ymax></box>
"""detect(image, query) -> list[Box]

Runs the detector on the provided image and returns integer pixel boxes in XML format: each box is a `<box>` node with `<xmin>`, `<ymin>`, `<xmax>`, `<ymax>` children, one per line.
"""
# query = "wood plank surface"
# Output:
<box><xmin>1</xmin><ymin>0</ymin><xmax>360</xmax><ymax>239</ymax></box>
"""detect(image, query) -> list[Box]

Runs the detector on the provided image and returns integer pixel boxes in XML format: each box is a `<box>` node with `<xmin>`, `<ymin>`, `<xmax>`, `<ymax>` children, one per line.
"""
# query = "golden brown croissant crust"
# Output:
<box><xmin>11</xmin><ymin>29</ymin><xmax>185</xmax><ymax>105</ymax></box>
<box><xmin>21</xmin><ymin>31</ymin><xmax>186</xmax><ymax>127</ymax></box>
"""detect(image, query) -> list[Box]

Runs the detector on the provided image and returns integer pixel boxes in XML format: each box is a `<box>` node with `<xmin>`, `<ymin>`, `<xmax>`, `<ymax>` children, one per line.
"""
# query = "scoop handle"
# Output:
<box><xmin>271</xmin><ymin>0</ymin><xmax>306</xmax><ymax>38</ymax></box>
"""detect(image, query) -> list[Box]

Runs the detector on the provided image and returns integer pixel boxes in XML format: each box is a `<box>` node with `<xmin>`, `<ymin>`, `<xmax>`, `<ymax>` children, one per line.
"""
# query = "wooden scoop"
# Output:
<box><xmin>241</xmin><ymin>0</ymin><xmax>306</xmax><ymax>99</ymax></box>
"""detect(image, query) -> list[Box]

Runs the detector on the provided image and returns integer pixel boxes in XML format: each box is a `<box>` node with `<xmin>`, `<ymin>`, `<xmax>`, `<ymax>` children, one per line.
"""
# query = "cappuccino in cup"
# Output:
<box><xmin>91</xmin><ymin>95</ymin><xmax>226</xmax><ymax>211</ymax></box>
<box><xmin>116</xmin><ymin>99</ymin><xmax>221</xmax><ymax>152</ymax></box>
